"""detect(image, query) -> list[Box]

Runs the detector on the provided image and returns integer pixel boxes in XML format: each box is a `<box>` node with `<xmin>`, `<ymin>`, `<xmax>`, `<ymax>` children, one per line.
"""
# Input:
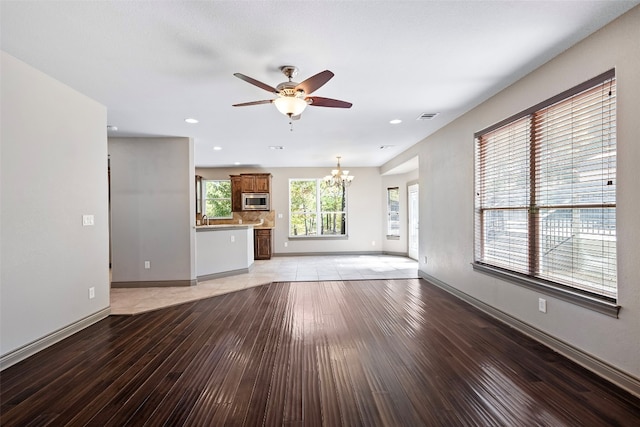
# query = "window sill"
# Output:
<box><xmin>472</xmin><ymin>262</ymin><xmax>620</xmax><ymax>318</ymax></box>
<box><xmin>288</xmin><ymin>235</ymin><xmax>348</xmax><ymax>241</ymax></box>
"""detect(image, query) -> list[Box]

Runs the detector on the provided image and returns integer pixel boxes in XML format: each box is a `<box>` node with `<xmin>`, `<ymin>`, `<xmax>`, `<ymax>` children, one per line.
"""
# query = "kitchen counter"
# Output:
<box><xmin>196</xmin><ymin>220</ymin><xmax>266</xmax><ymax>231</ymax></box>
<box><xmin>196</xmin><ymin>224</ymin><xmax>253</xmax><ymax>231</ymax></box>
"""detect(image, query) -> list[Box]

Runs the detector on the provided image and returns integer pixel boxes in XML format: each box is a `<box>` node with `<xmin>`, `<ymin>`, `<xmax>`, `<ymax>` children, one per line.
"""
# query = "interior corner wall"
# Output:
<box><xmin>109</xmin><ymin>137</ymin><xmax>195</xmax><ymax>284</ymax></box>
<box><xmin>0</xmin><ymin>51</ymin><xmax>110</xmax><ymax>357</ymax></box>
<box><xmin>407</xmin><ymin>6</ymin><xmax>640</xmax><ymax>380</ymax></box>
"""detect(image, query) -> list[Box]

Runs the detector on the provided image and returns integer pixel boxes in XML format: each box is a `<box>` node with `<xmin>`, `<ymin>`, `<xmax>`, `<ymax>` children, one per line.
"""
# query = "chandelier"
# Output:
<box><xmin>323</xmin><ymin>156</ymin><xmax>354</xmax><ymax>188</ymax></box>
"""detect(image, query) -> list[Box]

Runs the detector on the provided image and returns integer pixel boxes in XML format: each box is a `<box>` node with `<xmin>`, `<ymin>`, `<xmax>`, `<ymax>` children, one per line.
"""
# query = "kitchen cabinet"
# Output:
<box><xmin>253</xmin><ymin>174</ymin><xmax>271</xmax><ymax>192</ymax></box>
<box><xmin>254</xmin><ymin>229</ymin><xmax>272</xmax><ymax>260</ymax></box>
<box><xmin>240</xmin><ymin>173</ymin><xmax>271</xmax><ymax>193</ymax></box>
<box><xmin>231</xmin><ymin>175</ymin><xmax>242</xmax><ymax>212</ymax></box>
<box><xmin>231</xmin><ymin>173</ymin><xmax>272</xmax><ymax>212</ymax></box>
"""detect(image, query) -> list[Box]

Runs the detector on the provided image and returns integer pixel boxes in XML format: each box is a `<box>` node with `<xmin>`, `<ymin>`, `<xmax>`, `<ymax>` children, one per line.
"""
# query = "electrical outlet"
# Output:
<box><xmin>230</xmin><ymin>235</ymin><xmax>235</xmax><ymax>243</ymax></box>
<box><xmin>371</xmin><ymin>240</ymin><xmax>376</xmax><ymax>246</ymax></box>
<box><xmin>144</xmin><ymin>261</ymin><xmax>150</xmax><ymax>269</ymax></box>
<box><xmin>278</xmin><ymin>213</ymin><xmax>283</xmax><ymax>219</ymax></box>
<box><xmin>88</xmin><ymin>287</ymin><xmax>95</xmax><ymax>299</ymax></box>
<box><xmin>424</xmin><ymin>256</ymin><xmax>428</xmax><ymax>264</ymax></box>
<box><xmin>538</xmin><ymin>298</ymin><xmax>547</xmax><ymax>313</ymax></box>
<box><xmin>82</xmin><ymin>214</ymin><xmax>94</xmax><ymax>226</ymax></box>
<box><xmin>284</xmin><ymin>241</ymin><xmax>288</xmax><ymax>247</ymax></box>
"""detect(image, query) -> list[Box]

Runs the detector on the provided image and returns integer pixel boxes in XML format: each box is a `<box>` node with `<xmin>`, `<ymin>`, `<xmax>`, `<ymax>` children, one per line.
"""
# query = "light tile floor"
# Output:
<box><xmin>110</xmin><ymin>255</ymin><xmax>418</xmax><ymax>315</ymax></box>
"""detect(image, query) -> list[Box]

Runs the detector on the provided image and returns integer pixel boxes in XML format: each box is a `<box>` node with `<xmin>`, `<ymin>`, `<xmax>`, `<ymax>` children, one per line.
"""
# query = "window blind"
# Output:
<box><xmin>475</xmin><ymin>71</ymin><xmax>616</xmax><ymax>301</ymax></box>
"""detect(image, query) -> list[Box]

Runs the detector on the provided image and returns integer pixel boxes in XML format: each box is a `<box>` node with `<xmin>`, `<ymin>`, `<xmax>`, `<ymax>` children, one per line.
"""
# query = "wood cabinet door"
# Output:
<box><xmin>241</xmin><ymin>175</ymin><xmax>256</xmax><ymax>192</ymax></box>
<box><xmin>254</xmin><ymin>229</ymin><xmax>271</xmax><ymax>260</ymax></box>
<box><xmin>254</xmin><ymin>175</ymin><xmax>270</xmax><ymax>193</ymax></box>
<box><xmin>231</xmin><ymin>176</ymin><xmax>242</xmax><ymax>212</ymax></box>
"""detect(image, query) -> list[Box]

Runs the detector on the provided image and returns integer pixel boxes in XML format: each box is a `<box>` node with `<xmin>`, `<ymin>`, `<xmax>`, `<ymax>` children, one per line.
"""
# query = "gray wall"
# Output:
<box><xmin>196</xmin><ymin>166</ymin><xmax>384</xmax><ymax>254</ymax></box>
<box><xmin>395</xmin><ymin>7</ymin><xmax>640</xmax><ymax>379</ymax></box>
<box><xmin>1</xmin><ymin>51</ymin><xmax>110</xmax><ymax>356</ymax></box>
<box><xmin>109</xmin><ymin>137</ymin><xmax>196</xmax><ymax>284</ymax></box>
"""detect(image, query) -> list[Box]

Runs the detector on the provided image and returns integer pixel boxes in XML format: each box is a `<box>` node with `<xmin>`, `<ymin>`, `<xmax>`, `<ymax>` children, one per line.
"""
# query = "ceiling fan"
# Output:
<box><xmin>232</xmin><ymin>66</ymin><xmax>352</xmax><ymax>121</ymax></box>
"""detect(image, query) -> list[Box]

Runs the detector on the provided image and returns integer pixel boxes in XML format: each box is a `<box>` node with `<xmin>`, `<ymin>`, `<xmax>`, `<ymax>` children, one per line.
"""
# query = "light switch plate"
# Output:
<box><xmin>82</xmin><ymin>214</ymin><xmax>94</xmax><ymax>226</ymax></box>
<box><xmin>538</xmin><ymin>298</ymin><xmax>547</xmax><ymax>313</ymax></box>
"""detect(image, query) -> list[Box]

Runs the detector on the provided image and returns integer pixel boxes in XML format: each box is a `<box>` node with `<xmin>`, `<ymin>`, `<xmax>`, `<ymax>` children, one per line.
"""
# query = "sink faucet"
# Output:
<box><xmin>202</xmin><ymin>215</ymin><xmax>207</xmax><ymax>225</ymax></box>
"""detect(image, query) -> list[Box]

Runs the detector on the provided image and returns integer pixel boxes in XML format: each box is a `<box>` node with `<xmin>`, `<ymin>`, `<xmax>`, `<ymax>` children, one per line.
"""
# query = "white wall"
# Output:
<box><xmin>1</xmin><ymin>52</ymin><xmax>109</xmax><ymax>357</ymax></box>
<box><xmin>403</xmin><ymin>7</ymin><xmax>640</xmax><ymax>380</ymax></box>
<box><xmin>109</xmin><ymin>137</ymin><xmax>196</xmax><ymax>284</ymax></box>
<box><xmin>196</xmin><ymin>166</ymin><xmax>384</xmax><ymax>254</ymax></box>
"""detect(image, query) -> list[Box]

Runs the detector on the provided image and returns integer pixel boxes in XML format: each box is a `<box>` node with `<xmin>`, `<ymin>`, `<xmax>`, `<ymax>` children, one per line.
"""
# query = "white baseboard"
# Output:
<box><xmin>418</xmin><ymin>270</ymin><xmax>640</xmax><ymax>398</ymax></box>
<box><xmin>0</xmin><ymin>307</ymin><xmax>111</xmax><ymax>371</ymax></box>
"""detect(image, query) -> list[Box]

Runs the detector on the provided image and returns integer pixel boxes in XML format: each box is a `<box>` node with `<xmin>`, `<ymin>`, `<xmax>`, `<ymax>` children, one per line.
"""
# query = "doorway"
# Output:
<box><xmin>408</xmin><ymin>184</ymin><xmax>419</xmax><ymax>260</ymax></box>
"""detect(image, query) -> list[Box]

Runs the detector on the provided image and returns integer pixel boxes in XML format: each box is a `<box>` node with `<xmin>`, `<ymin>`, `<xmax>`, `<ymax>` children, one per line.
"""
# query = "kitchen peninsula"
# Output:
<box><xmin>196</xmin><ymin>224</ymin><xmax>255</xmax><ymax>280</ymax></box>
<box><xmin>195</xmin><ymin>211</ymin><xmax>275</xmax><ymax>281</ymax></box>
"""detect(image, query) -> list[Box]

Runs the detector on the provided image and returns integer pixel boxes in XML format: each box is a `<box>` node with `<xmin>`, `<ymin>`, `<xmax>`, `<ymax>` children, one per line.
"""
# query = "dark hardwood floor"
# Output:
<box><xmin>2</xmin><ymin>279</ymin><xmax>639</xmax><ymax>426</ymax></box>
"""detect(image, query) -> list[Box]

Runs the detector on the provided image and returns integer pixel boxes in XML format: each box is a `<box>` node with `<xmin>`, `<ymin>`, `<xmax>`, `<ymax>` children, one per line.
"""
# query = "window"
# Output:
<box><xmin>474</xmin><ymin>70</ymin><xmax>617</xmax><ymax>305</ymax></box>
<box><xmin>289</xmin><ymin>179</ymin><xmax>347</xmax><ymax>237</ymax></box>
<box><xmin>387</xmin><ymin>187</ymin><xmax>400</xmax><ymax>237</ymax></box>
<box><xmin>204</xmin><ymin>180</ymin><xmax>232</xmax><ymax>218</ymax></box>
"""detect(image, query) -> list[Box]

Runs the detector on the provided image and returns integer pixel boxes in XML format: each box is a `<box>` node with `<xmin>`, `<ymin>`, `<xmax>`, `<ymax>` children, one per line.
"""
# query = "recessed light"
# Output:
<box><xmin>234</xmin><ymin>162</ymin><xmax>241</xmax><ymax>165</ymax></box>
<box><xmin>185</xmin><ymin>118</ymin><xmax>199</xmax><ymax>124</ymax></box>
<box><xmin>269</xmin><ymin>146</ymin><xmax>285</xmax><ymax>150</ymax></box>
<box><xmin>213</xmin><ymin>146</ymin><xmax>222</xmax><ymax>151</ymax></box>
<box><xmin>106</xmin><ymin>125</ymin><xmax>118</xmax><ymax>131</ymax></box>
<box><xmin>380</xmin><ymin>145</ymin><xmax>395</xmax><ymax>150</ymax></box>
<box><xmin>389</xmin><ymin>119</ymin><xmax>402</xmax><ymax>125</ymax></box>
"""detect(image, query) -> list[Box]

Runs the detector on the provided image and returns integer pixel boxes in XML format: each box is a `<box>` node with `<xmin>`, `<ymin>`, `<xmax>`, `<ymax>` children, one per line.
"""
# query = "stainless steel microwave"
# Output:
<box><xmin>242</xmin><ymin>193</ymin><xmax>269</xmax><ymax>211</ymax></box>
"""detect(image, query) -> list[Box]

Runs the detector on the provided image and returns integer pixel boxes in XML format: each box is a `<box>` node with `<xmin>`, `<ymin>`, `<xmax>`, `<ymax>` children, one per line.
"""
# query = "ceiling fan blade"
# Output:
<box><xmin>307</xmin><ymin>96</ymin><xmax>352</xmax><ymax>108</ymax></box>
<box><xmin>232</xmin><ymin>99</ymin><xmax>274</xmax><ymax>107</ymax></box>
<box><xmin>233</xmin><ymin>73</ymin><xmax>278</xmax><ymax>93</ymax></box>
<box><xmin>296</xmin><ymin>70</ymin><xmax>334</xmax><ymax>95</ymax></box>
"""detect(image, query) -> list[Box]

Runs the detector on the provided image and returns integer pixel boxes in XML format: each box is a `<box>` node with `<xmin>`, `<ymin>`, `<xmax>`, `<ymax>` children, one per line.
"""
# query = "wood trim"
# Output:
<box><xmin>0</xmin><ymin>307</ymin><xmax>111</xmax><ymax>371</ymax></box>
<box><xmin>418</xmin><ymin>270</ymin><xmax>638</xmax><ymax>398</ymax></box>
<box><xmin>111</xmin><ymin>279</ymin><xmax>197</xmax><ymax>288</ymax></box>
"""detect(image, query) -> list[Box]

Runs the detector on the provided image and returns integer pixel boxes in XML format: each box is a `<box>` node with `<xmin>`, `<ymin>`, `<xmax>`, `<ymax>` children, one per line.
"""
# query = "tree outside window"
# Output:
<box><xmin>289</xmin><ymin>179</ymin><xmax>347</xmax><ymax>237</ymax></box>
<box><xmin>387</xmin><ymin>187</ymin><xmax>400</xmax><ymax>236</ymax></box>
<box><xmin>204</xmin><ymin>180</ymin><xmax>232</xmax><ymax>218</ymax></box>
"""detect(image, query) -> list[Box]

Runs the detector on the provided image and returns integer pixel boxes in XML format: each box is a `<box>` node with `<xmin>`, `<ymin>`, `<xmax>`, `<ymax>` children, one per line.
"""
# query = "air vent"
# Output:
<box><xmin>417</xmin><ymin>112</ymin><xmax>439</xmax><ymax>120</ymax></box>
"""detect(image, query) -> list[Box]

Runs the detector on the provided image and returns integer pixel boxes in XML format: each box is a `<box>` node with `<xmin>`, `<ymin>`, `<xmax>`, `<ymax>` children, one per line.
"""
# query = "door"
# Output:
<box><xmin>408</xmin><ymin>184</ymin><xmax>419</xmax><ymax>260</ymax></box>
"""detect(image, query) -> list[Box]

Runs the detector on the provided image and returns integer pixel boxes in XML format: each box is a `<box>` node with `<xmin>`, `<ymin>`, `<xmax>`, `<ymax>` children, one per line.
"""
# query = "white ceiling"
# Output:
<box><xmin>2</xmin><ymin>1</ymin><xmax>637</xmax><ymax>169</ymax></box>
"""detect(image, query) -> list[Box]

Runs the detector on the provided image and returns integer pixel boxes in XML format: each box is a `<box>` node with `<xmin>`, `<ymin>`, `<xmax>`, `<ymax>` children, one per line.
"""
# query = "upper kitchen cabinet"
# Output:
<box><xmin>240</xmin><ymin>173</ymin><xmax>271</xmax><ymax>193</ymax></box>
<box><xmin>231</xmin><ymin>175</ymin><xmax>242</xmax><ymax>212</ymax></box>
<box><xmin>230</xmin><ymin>173</ymin><xmax>271</xmax><ymax>212</ymax></box>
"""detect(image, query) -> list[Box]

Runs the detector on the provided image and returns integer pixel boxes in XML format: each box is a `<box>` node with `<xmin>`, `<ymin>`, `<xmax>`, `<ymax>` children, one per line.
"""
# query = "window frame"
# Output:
<box><xmin>386</xmin><ymin>187</ymin><xmax>400</xmax><ymax>238</ymax></box>
<box><xmin>203</xmin><ymin>179</ymin><xmax>233</xmax><ymax>219</ymax></box>
<box><xmin>288</xmin><ymin>178</ymin><xmax>349</xmax><ymax>238</ymax></box>
<box><xmin>473</xmin><ymin>69</ymin><xmax>620</xmax><ymax>317</ymax></box>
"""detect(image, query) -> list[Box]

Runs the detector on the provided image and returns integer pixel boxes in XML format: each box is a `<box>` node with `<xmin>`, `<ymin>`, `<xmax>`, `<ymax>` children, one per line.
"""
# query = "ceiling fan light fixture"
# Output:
<box><xmin>274</xmin><ymin>96</ymin><xmax>307</xmax><ymax>117</ymax></box>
